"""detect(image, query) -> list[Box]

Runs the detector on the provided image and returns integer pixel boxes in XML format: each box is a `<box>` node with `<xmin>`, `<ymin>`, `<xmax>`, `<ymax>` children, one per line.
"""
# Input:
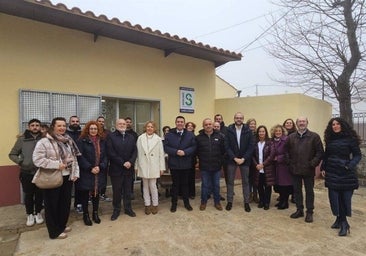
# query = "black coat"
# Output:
<box><xmin>106</xmin><ymin>131</ymin><xmax>137</xmax><ymax>176</ymax></box>
<box><xmin>76</xmin><ymin>137</ymin><xmax>108</xmax><ymax>191</ymax></box>
<box><xmin>195</xmin><ymin>130</ymin><xmax>226</xmax><ymax>171</ymax></box>
<box><xmin>322</xmin><ymin>135</ymin><xmax>361</xmax><ymax>190</ymax></box>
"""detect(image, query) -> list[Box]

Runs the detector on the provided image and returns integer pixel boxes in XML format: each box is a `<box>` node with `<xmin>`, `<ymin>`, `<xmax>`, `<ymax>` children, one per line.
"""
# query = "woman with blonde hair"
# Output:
<box><xmin>271</xmin><ymin>124</ymin><xmax>292</xmax><ymax>210</ymax></box>
<box><xmin>135</xmin><ymin>121</ymin><xmax>166</xmax><ymax>214</ymax></box>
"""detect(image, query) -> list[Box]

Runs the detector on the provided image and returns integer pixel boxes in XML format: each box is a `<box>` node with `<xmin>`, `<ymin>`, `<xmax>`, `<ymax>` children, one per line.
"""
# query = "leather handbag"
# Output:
<box><xmin>32</xmin><ymin>139</ymin><xmax>63</xmax><ymax>189</ymax></box>
<box><xmin>32</xmin><ymin>167</ymin><xmax>63</xmax><ymax>189</ymax></box>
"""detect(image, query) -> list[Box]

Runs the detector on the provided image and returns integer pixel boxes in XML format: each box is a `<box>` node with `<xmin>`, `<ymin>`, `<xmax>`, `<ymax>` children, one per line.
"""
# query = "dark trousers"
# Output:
<box><xmin>110</xmin><ymin>174</ymin><xmax>133</xmax><ymax>212</ymax></box>
<box><xmin>257</xmin><ymin>173</ymin><xmax>272</xmax><ymax>205</ymax></box>
<box><xmin>293</xmin><ymin>175</ymin><xmax>314</xmax><ymax>213</ymax></box>
<box><xmin>188</xmin><ymin>167</ymin><xmax>196</xmax><ymax>197</ymax></box>
<box><xmin>328</xmin><ymin>189</ymin><xmax>353</xmax><ymax>220</ymax></box>
<box><xmin>79</xmin><ymin>190</ymin><xmax>99</xmax><ymax>214</ymax></box>
<box><xmin>171</xmin><ymin>169</ymin><xmax>190</xmax><ymax>205</ymax></box>
<box><xmin>43</xmin><ymin>176</ymin><xmax>72</xmax><ymax>239</ymax></box>
<box><xmin>20</xmin><ymin>172</ymin><xmax>43</xmax><ymax>214</ymax></box>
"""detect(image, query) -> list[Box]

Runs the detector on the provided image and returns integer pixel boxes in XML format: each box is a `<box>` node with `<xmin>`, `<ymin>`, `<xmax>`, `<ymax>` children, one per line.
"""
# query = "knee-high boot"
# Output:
<box><xmin>92</xmin><ymin>195</ymin><xmax>101</xmax><ymax>224</ymax></box>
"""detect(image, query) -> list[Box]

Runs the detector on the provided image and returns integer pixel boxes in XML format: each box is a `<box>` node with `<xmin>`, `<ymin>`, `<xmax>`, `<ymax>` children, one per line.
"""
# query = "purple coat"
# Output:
<box><xmin>272</xmin><ymin>136</ymin><xmax>293</xmax><ymax>186</ymax></box>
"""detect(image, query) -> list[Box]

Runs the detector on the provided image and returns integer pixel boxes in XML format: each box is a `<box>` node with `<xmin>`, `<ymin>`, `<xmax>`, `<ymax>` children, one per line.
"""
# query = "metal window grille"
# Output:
<box><xmin>19</xmin><ymin>89</ymin><xmax>101</xmax><ymax>132</ymax></box>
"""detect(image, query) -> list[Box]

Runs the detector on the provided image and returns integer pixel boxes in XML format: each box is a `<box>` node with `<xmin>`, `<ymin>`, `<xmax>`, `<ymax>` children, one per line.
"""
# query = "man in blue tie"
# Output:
<box><xmin>164</xmin><ymin>116</ymin><xmax>197</xmax><ymax>212</ymax></box>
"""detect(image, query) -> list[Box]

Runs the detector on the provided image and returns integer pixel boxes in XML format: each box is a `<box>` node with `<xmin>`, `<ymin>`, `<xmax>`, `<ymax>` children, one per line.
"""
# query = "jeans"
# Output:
<box><xmin>227</xmin><ymin>164</ymin><xmax>250</xmax><ymax>203</ymax></box>
<box><xmin>200</xmin><ymin>170</ymin><xmax>221</xmax><ymax>204</ymax></box>
<box><xmin>292</xmin><ymin>175</ymin><xmax>314</xmax><ymax>213</ymax></box>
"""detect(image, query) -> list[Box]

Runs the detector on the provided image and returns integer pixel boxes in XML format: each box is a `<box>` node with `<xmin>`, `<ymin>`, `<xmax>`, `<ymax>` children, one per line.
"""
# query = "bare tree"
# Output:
<box><xmin>267</xmin><ymin>0</ymin><xmax>366</xmax><ymax>125</ymax></box>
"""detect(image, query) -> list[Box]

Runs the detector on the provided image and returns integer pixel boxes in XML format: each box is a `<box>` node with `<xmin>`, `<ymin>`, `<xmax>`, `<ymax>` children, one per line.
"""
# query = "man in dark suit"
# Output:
<box><xmin>225</xmin><ymin>112</ymin><xmax>255</xmax><ymax>212</ymax></box>
<box><xmin>164</xmin><ymin>115</ymin><xmax>197</xmax><ymax>213</ymax></box>
<box><xmin>107</xmin><ymin>119</ymin><xmax>137</xmax><ymax>220</ymax></box>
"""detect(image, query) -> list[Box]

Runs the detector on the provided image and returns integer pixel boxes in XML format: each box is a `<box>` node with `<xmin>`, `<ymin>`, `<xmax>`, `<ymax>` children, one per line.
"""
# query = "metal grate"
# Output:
<box><xmin>19</xmin><ymin>90</ymin><xmax>101</xmax><ymax>133</ymax></box>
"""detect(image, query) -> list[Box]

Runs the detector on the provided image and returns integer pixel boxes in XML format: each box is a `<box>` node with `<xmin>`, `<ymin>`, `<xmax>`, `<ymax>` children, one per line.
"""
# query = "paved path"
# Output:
<box><xmin>1</xmin><ymin>179</ymin><xmax>366</xmax><ymax>256</ymax></box>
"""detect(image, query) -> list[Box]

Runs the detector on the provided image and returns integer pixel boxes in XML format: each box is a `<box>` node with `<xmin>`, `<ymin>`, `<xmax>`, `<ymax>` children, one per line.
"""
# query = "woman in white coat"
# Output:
<box><xmin>135</xmin><ymin>121</ymin><xmax>166</xmax><ymax>215</ymax></box>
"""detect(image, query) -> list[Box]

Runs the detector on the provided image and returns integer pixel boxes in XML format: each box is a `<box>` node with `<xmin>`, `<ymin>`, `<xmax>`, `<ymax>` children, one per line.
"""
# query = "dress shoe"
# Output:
<box><xmin>83</xmin><ymin>213</ymin><xmax>92</xmax><ymax>226</ymax></box>
<box><xmin>331</xmin><ymin>217</ymin><xmax>341</xmax><ymax>229</ymax></box>
<box><xmin>184</xmin><ymin>204</ymin><xmax>193</xmax><ymax>211</ymax></box>
<box><xmin>338</xmin><ymin>221</ymin><xmax>350</xmax><ymax>236</ymax></box>
<box><xmin>225</xmin><ymin>202</ymin><xmax>233</xmax><ymax>211</ymax></box>
<box><xmin>220</xmin><ymin>196</ymin><xmax>225</xmax><ymax>201</ymax></box>
<box><xmin>263</xmin><ymin>204</ymin><xmax>269</xmax><ymax>210</ymax></box>
<box><xmin>244</xmin><ymin>203</ymin><xmax>251</xmax><ymax>212</ymax></box>
<box><xmin>57</xmin><ymin>232</ymin><xmax>68</xmax><ymax>239</ymax></box>
<box><xmin>215</xmin><ymin>203</ymin><xmax>223</xmax><ymax>211</ymax></box>
<box><xmin>257</xmin><ymin>202</ymin><xmax>264</xmax><ymax>208</ymax></box>
<box><xmin>170</xmin><ymin>204</ymin><xmax>177</xmax><ymax>213</ymax></box>
<box><xmin>305</xmin><ymin>212</ymin><xmax>313</xmax><ymax>223</ymax></box>
<box><xmin>124</xmin><ymin>209</ymin><xmax>136</xmax><ymax>217</ymax></box>
<box><xmin>64</xmin><ymin>226</ymin><xmax>72</xmax><ymax>233</ymax></box>
<box><xmin>111</xmin><ymin>210</ymin><xmax>120</xmax><ymax>221</ymax></box>
<box><xmin>199</xmin><ymin>203</ymin><xmax>206</xmax><ymax>211</ymax></box>
<box><xmin>92</xmin><ymin>211</ymin><xmax>101</xmax><ymax>224</ymax></box>
<box><xmin>290</xmin><ymin>209</ymin><xmax>304</xmax><ymax>219</ymax></box>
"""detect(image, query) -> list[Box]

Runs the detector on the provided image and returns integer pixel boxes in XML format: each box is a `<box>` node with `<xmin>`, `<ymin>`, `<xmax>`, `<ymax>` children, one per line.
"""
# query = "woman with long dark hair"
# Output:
<box><xmin>252</xmin><ymin>125</ymin><xmax>275</xmax><ymax>210</ymax></box>
<box><xmin>321</xmin><ymin>117</ymin><xmax>362</xmax><ymax>236</ymax></box>
<box><xmin>76</xmin><ymin>121</ymin><xmax>108</xmax><ymax>226</ymax></box>
<box><xmin>33</xmin><ymin>117</ymin><xmax>80</xmax><ymax>239</ymax></box>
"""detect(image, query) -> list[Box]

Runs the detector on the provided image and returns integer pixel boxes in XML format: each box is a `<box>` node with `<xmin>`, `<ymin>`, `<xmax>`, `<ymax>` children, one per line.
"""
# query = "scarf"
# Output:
<box><xmin>54</xmin><ymin>133</ymin><xmax>81</xmax><ymax>164</ymax></box>
<box><xmin>90</xmin><ymin>135</ymin><xmax>101</xmax><ymax>196</ymax></box>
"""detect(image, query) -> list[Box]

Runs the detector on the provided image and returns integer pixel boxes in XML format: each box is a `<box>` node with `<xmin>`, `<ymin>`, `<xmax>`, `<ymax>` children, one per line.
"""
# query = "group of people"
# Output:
<box><xmin>9</xmin><ymin>113</ymin><xmax>362</xmax><ymax>239</ymax></box>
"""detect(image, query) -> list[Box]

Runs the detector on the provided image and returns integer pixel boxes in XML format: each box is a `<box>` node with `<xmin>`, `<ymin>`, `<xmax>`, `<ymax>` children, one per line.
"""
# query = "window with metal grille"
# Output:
<box><xmin>19</xmin><ymin>89</ymin><xmax>102</xmax><ymax>132</ymax></box>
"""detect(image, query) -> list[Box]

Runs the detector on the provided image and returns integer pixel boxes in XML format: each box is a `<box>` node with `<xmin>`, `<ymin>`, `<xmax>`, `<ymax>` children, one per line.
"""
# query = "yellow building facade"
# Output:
<box><xmin>0</xmin><ymin>1</ymin><xmax>332</xmax><ymax>206</ymax></box>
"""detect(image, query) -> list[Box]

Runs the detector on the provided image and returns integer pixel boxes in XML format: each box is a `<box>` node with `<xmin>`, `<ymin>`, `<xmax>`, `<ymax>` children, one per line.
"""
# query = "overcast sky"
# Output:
<box><xmin>51</xmin><ymin>0</ymin><xmax>304</xmax><ymax>97</ymax></box>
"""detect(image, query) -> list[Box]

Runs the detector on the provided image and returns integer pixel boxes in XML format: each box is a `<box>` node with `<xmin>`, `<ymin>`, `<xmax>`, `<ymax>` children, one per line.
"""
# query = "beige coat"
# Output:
<box><xmin>32</xmin><ymin>134</ymin><xmax>80</xmax><ymax>180</ymax></box>
<box><xmin>135</xmin><ymin>133</ymin><xmax>165</xmax><ymax>179</ymax></box>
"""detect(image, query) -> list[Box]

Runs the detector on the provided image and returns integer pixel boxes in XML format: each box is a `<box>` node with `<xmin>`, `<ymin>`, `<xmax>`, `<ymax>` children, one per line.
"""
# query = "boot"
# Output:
<box><xmin>277</xmin><ymin>201</ymin><xmax>289</xmax><ymax>210</ymax></box>
<box><xmin>338</xmin><ymin>221</ymin><xmax>350</xmax><ymax>236</ymax></box>
<box><xmin>92</xmin><ymin>211</ymin><xmax>101</xmax><ymax>224</ymax></box>
<box><xmin>145</xmin><ymin>206</ymin><xmax>151</xmax><ymax>215</ymax></box>
<box><xmin>331</xmin><ymin>216</ymin><xmax>341</xmax><ymax>229</ymax></box>
<box><xmin>83</xmin><ymin>213</ymin><xmax>92</xmax><ymax>226</ymax></box>
<box><xmin>253</xmin><ymin>191</ymin><xmax>259</xmax><ymax>203</ymax></box>
<box><xmin>151</xmin><ymin>206</ymin><xmax>158</xmax><ymax>215</ymax></box>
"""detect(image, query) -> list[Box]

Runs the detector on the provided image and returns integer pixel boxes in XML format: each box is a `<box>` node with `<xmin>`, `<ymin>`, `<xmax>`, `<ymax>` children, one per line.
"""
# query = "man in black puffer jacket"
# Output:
<box><xmin>196</xmin><ymin>118</ymin><xmax>227</xmax><ymax>211</ymax></box>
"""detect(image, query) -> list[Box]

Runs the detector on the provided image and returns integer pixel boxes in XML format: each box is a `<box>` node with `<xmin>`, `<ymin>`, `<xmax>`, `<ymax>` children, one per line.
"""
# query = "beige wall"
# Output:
<box><xmin>0</xmin><ymin>14</ymin><xmax>217</xmax><ymax>165</ymax></box>
<box><xmin>215</xmin><ymin>93</ymin><xmax>332</xmax><ymax>137</ymax></box>
<box><xmin>215</xmin><ymin>75</ymin><xmax>238</xmax><ymax>99</ymax></box>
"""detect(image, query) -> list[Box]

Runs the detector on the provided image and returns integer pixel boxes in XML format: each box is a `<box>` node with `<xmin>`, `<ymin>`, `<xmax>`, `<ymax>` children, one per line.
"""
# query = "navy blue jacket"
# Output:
<box><xmin>226</xmin><ymin>123</ymin><xmax>254</xmax><ymax>166</ymax></box>
<box><xmin>106</xmin><ymin>131</ymin><xmax>137</xmax><ymax>176</ymax></box>
<box><xmin>322</xmin><ymin>135</ymin><xmax>361</xmax><ymax>190</ymax></box>
<box><xmin>164</xmin><ymin>128</ymin><xmax>197</xmax><ymax>170</ymax></box>
<box><xmin>196</xmin><ymin>130</ymin><xmax>226</xmax><ymax>171</ymax></box>
<box><xmin>76</xmin><ymin>137</ymin><xmax>108</xmax><ymax>191</ymax></box>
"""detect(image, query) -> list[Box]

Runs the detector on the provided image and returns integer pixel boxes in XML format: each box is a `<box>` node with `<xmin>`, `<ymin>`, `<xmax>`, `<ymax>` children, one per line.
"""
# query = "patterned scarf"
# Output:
<box><xmin>90</xmin><ymin>135</ymin><xmax>101</xmax><ymax>196</ymax></box>
<box><xmin>54</xmin><ymin>133</ymin><xmax>81</xmax><ymax>164</ymax></box>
